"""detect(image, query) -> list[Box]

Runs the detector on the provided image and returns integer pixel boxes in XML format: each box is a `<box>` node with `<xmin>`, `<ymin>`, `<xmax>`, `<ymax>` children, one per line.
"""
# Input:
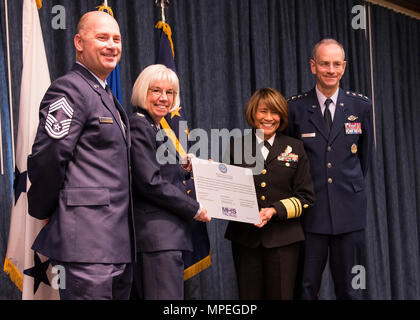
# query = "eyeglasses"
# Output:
<box><xmin>314</xmin><ymin>61</ymin><xmax>345</xmax><ymax>69</ymax></box>
<box><xmin>148</xmin><ymin>87</ymin><xmax>176</xmax><ymax>98</ymax></box>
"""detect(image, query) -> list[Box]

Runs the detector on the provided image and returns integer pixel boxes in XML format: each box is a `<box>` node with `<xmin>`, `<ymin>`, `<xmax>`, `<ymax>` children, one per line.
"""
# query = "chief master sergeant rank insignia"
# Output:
<box><xmin>45</xmin><ymin>97</ymin><xmax>74</xmax><ymax>139</ymax></box>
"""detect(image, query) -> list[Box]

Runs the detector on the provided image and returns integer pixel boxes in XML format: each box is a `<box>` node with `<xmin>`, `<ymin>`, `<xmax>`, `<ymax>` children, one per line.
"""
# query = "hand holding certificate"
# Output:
<box><xmin>191</xmin><ymin>158</ymin><xmax>261</xmax><ymax>224</ymax></box>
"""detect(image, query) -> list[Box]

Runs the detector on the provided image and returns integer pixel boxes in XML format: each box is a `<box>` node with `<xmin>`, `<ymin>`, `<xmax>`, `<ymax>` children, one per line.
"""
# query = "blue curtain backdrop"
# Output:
<box><xmin>1</xmin><ymin>0</ymin><xmax>419</xmax><ymax>299</ymax></box>
<box><xmin>0</xmin><ymin>13</ymin><xmax>16</xmax><ymax>299</ymax></box>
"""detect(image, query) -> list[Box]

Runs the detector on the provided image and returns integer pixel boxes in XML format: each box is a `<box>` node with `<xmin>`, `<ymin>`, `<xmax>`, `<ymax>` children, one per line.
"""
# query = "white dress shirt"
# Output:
<box><xmin>316</xmin><ymin>85</ymin><xmax>339</xmax><ymax>121</ymax></box>
<box><xmin>256</xmin><ymin>133</ymin><xmax>276</xmax><ymax>160</ymax></box>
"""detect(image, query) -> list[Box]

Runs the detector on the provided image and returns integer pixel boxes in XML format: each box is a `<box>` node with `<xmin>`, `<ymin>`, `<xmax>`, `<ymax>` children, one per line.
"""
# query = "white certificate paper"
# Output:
<box><xmin>191</xmin><ymin>158</ymin><xmax>261</xmax><ymax>224</ymax></box>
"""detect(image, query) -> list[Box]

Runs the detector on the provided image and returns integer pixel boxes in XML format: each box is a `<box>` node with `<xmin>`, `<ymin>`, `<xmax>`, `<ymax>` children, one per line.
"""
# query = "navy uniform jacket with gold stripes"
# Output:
<box><xmin>286</xmin><ymin>87</ymin><xmax>373</xmax><ymax>235</ymax></box>
<box><xmin>224</xmin><ymin>132</ymin><xmax>315</xmax><ymax>248</ymax></box>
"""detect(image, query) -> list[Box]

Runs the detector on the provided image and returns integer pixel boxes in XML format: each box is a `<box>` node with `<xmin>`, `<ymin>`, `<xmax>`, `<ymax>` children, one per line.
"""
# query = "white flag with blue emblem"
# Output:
<box><xmin>3</xmin><ymin>0</ymin><xmax>59</xmax><ymax>300</ymax></box>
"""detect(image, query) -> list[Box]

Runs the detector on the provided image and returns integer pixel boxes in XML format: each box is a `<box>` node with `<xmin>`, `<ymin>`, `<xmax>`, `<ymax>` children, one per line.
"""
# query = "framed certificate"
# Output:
<box><xmin>191</xmin><ymin>158</ymin><xmax>261</xmax><ymax>224</ymax></box>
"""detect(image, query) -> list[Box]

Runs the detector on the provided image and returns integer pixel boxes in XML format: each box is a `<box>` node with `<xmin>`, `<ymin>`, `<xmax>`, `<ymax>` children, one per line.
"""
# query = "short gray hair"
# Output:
<box><xmin>131</xmin><ymin>64</ymin><xmax>180</xmax><ymax>112</ymax></box>
<box><xmin>312</xmin><ymin>38</ymin><xmax>345</xmax><ymax>60</ymax></box>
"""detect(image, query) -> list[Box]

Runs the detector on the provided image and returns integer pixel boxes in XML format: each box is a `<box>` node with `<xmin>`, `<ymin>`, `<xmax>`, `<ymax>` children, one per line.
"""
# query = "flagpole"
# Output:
<box><xmin>161</xmin><ymin>1</ymin><xmax>166</xmax><ymax>24</ymax></box>
<box><xmin>0</xmin><ymin>108</ymin><xmax>3</xmax><ymax>175</ymax></box>
<box><xmin>4</xmin><ymin>0</ymin><xmax>15</xmax><ymax>172</ymax></box>
<box><xmin>156</xmin><ymin>0</ymin><xmax>169</xmax><ymax>23</ymax></box>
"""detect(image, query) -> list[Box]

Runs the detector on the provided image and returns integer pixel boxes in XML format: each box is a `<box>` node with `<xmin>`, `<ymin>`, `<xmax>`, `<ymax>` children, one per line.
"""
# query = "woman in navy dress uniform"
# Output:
<box><xmin>129</xmin><ymin>64</ymin><xmax>211</xmax><ymax>300</ymax></box>
<box><xmin>224</xmin><ymin>88</ymin><xmax>315</xmax><ymax>300</ymax></box>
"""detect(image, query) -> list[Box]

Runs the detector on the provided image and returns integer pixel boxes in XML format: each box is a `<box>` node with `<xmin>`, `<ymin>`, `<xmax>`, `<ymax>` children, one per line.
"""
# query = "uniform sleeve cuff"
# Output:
<box><xmin>273</xmin><ymin>197</ymin><xmax>303</xmax><ymax>220</ymax></box>
<box><xmin>193</xmin><ymin>202</ymin><xmax>203</xmax><ymax>219</ymax></box>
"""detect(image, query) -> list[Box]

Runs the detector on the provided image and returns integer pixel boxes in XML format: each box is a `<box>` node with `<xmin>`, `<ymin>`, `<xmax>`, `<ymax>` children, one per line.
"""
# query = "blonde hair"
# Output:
<box><xmin>131</xmin><ymin>64</ymin><xmax>180</xmax><ymax>112</ymax></box>
<box><xmin>245</xmin><ymin>88</ymin><xmax>288</xmax><ymax>132</ymax></box>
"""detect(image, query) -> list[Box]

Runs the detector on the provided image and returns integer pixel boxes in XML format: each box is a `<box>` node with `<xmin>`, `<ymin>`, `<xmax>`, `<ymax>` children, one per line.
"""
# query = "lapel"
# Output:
<box><xmin>100</xmin><ymin>89</ymin><xmax>128</xmax><ymax>142</ymax></box>
<box><xmin>307</xmin><ymin>88</ymin><xmax>329</xmax><ymax>141</ymax></box>
<box><xmin>138</xmin><ymin>109</ymin><xmax>165</xmax><ymax>151</ymax></box>
<box><xmin>328</xmin><ymin>88</ymin><xmax>348</xmax><ymax>144</ymax></box>
<box><xmin>138</xmin><ymin>109</ymin><xmax>159</xmax><ymax>133</ymax></box>
<box><xmin>72</xmin><ymin>63</ymin><xmax>127</xmax><ymax>142</ymax></box>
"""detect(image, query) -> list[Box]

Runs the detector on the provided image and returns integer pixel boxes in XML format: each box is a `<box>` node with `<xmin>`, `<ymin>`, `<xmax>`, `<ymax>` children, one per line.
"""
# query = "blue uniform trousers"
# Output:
<box><xmin>51</xmin><ymin>260</ymin><xmax>132</xmax><ymax>300</ymax></box>
<box><xmin>300</xmin><ymin>230</ymin><xmax>365</xmax><ymax>300</ymax></box>
<box><xmin>135</xmin><ymin>251</ymin><xmax>184</xmax><ymax>300</ymax></box>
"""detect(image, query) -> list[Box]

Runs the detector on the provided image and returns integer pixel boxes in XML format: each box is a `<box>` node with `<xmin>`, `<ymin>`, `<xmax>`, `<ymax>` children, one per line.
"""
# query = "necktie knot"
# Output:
<box><xmin>325</xmin><ymin>98</ymin><xmax>333</xmax><ymax>108</ymax></box>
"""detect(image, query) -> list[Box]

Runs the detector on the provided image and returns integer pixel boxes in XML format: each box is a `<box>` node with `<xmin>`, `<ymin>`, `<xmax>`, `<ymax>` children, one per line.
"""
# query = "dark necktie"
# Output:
<box><xmin>105</xmin><ymin>85</ymin><xmax>113</xmax><ymax>100</ymax></box>
<box><xmin>264</xmin><ymin>140</ymin><xmax>272</xmax><ymax>151</ymax></box>
<box><xmin>106</xmin><ymin>85</ymin><xmax>126</xmax><ymax>136</ymax></box>
<box><xmin>324</xmin><ymin>98</ymin><xmax>333</xmax><ymax>133</ymax></box>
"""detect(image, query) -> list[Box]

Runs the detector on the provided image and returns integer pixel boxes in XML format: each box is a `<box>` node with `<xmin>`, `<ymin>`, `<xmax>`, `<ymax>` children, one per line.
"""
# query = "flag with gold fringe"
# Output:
<box><xmin>3</xmin><ymin>0</ymin><xmax>59</xmax><ymax>299</ymax></box>
<box><xmin>155</xmin><ymin>21</ymin><xmax>211</xmax><ymax>280</ymax></box>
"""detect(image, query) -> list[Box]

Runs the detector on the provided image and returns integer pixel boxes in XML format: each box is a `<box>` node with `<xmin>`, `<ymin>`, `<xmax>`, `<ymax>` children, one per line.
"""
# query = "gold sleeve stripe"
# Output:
<box><xmin>290</xmin><ymin>197</ymin><xmax>302</xmax><ymax>217</ymax></box>
<box><xmin>280</xmin><ymin>199</ymin><xmax>294</xmax><ymax>219</ymax></box>
<box><xmin>280</xmin><ymin>197</ymin><xmax>302</xmax><ymax>219</ymax></box>
<box><xmin>280</xmin><ymin>197</ymin><xmax>303</xmax><ymax>219</ymax></box>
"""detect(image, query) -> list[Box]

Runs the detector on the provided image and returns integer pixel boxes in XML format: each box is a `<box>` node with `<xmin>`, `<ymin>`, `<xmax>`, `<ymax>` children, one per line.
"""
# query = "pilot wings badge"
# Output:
<box><xmin>45</xmin><ymin>97</ymin><xmax>74</xmax><ymax>139</ymax></box>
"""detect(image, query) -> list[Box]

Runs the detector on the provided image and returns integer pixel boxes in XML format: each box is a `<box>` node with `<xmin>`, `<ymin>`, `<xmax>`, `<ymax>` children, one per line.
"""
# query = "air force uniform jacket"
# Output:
<box><xmin>129</xmin><ymin>110</ymin><xmax>200</xmax><ymax>253</ymax></box>
<box><xmin>286</xmin><ymin>87</ymin><xmax>373</xmax><ymax>235</ymax></box>
<box><xmin>27</xmin><ymin>63</ymin><xmax>135</xmax><ymax>263</ymax></box>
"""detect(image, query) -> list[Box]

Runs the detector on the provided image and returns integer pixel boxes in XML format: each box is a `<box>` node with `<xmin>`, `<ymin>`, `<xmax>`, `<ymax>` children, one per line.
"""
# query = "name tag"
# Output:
<box><xmin>345</xmin><ymin>122</ymin><xmax>362</xmax><ymax>134</ymax></box>
<box><xmin>99</xmin><ymin>117</ymin><xmax>113</xmax><ymax>124</ymax></box>
<box><xmin>301</xmin><ymin>133</ymin><xmax>316</xmax><ymax>138</ymax></box>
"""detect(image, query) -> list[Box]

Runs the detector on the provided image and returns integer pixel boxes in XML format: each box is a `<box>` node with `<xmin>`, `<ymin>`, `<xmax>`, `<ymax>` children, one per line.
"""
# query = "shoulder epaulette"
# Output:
<box><xmin>287</xmin><ymin>92</ymin><xmax>309</xmax><ymax>102</ymax></box>
<box><xmin>345</xmin><ymin>91</ymin><xmax>370</xmax><ymax>101</ymax></box>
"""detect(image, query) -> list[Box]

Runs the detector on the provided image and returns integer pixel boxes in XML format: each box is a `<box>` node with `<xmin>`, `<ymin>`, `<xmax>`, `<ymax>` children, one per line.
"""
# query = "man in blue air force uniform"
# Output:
<box><xmin>27</xmin><ymin>11</ymin><xmax>135</xmax><ymax>299</ymax></box>
<box><xmin>286</xmin><ymin>39</ymin><xmax>373</xmax><ymax>299</ymax></box>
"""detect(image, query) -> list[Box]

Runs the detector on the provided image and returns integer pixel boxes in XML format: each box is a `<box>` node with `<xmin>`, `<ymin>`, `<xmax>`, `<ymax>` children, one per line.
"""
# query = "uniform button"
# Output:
<box><xmin>261</xmin><ymin>169</ymin><xmax>267</xmax><ymax>175</ymax></box>
<box><xmin>261</xmin><ymin>196</ymin><xmax>266</xmax><ymax>201</ymax></box>
<box><xmin>261</xmin><ymin>182</ymin><xmax>266</xmax><ymax>188</ymax></box>
<box><xmin>327</xmin><ymin>163</ymin><xmax>332</xmax><ymax>168</ymax></box>
<box><xmin>328</xmin><ymin>178</ymin><xmax>333</xmax><ymax>184</ymax></box>
<box><xmin>285</xmin><ymin>162</ymin><xmax>290</xmax><ymax>167</ymax></box>
<box><xmin>327</xmin><ymin>146</ymin><xmax>332</xmax><ymax>152</ymax></box>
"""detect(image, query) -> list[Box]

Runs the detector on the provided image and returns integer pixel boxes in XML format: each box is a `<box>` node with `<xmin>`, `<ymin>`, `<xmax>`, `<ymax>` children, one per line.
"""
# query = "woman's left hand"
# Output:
<box><xmin>254</xmin><ymin>207</ymin><xmax>277</xmax><ymax>228</ymax></box>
